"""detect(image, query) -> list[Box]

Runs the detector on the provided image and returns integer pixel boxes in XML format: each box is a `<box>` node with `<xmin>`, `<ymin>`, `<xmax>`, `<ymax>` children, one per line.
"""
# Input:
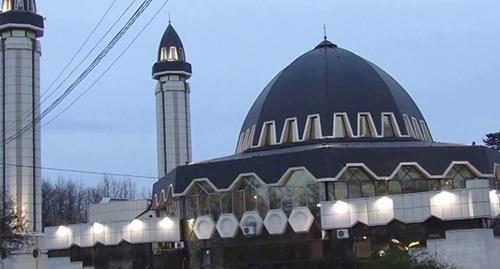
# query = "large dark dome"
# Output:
<box><xmin>237</xmin><ymin>40</ymin><xmax>431</xmax><ymax>153</ymax></box>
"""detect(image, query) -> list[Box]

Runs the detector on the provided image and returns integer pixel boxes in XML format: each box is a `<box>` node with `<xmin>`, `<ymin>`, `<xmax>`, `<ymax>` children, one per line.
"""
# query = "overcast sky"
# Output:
<box><xmin>37</xmin><ymin>1</ymin><xmax>500</xmax><ymax>188</ymax></box>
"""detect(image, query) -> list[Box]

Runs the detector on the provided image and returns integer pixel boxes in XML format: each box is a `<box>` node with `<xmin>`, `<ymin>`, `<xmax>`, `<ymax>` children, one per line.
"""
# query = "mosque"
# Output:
<box><xmin>1</xmin><ymin>1</ymin><xmax>500</xmax><ymax>269</ymax></box>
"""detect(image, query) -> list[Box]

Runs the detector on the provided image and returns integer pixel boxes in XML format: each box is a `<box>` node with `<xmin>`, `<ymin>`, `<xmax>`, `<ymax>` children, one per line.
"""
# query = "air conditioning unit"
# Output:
<box><xmin>174</xmin><ymin>241</ymin><xmax>185</xmax><ymax>249</ymax></box>
<box><xmin>336</xmin><ymin>229</ymin><xmax>350</xmax><ymax>239</ymax></box>
<box><xmin>242</xmin><ymin>225</ymin><xmax>256</xmax><ymax>236</ymax></box>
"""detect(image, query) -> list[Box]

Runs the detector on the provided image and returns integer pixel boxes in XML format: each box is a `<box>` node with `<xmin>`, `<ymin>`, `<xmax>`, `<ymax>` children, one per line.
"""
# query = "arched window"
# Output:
<box><xmin>338</xmin><ymin>167</ymin><xmax>375</xmax><ymax>198</ymax></box>
<box><xmin>443</xmin><ymin>165</ymin><xmax>476</xmax><ymax>190</ymax></box>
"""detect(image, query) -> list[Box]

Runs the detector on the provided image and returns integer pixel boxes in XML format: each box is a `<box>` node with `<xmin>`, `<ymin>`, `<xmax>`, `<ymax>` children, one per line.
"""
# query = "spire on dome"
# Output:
<box><xmin>1</xmin><ymin>0</ymin><xmax>37</xmax><ymax>13</ymax></box>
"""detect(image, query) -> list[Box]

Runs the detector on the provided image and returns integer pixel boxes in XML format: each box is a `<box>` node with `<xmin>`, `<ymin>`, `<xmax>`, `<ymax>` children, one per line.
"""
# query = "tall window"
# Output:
<box><xmin>358</xmin><ymin>115</ymin><xmax>373</xmax><ymax>138</ymax></box>
<box><xmin>168</xmin><ymin>46</ymin><xmax>179</xmax><ymax>61</ymax></box>
<box><xmin>412</xmin><ymin>118</ymin><xmax>424</xmax><ymax>140</ymax></box>
<box><xmin>334</xmin><ymin>115</ymin><xmax>349</xmax><ymax>138</ymax></box>
<box><xmin>382</xmin><ymin>115</ymin><xmax>396</xmax><ymax>137</ymax></box>
<box><xmin>160</xmin><ymin>47</ymin><xmax>168</xmax><ymax>61</ymax></box>
<box><xmin>403</xmin><ymin>114</ymin><xmax>415</xmax><ymax>138</ymax></box>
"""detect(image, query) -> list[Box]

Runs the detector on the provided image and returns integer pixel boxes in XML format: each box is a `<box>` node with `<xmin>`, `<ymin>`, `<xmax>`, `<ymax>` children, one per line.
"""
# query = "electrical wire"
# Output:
<box><xmin>4</xmin><ymin>0</ymin><xmax>138</xmax><ymax>136</ymax></box>
<box><xmin>0</xmin><ymin>0</ymin><xmax>154</xmax><ymax>147</ymax></box>
<box><xmin>44</xmin><ymin>0</ymin><xmax>171</xmax><ymax>126</ymax></box>
<box><xmin>1</xmin><ymin>162</ymin><xmax>156</xmax><ymax>179</ymax></box>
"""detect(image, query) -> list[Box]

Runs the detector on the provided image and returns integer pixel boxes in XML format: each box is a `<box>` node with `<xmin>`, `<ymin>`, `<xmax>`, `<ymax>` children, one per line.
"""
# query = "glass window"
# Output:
<box><xmin>286</xmin><ymin>170</ymin><xmax>315</xmax><ymax>186</ymax></box>
<box><xmin>428</xmin><ymin>180</ymin><xmax>440</xmax><ymax>191</ymax></box>
<box><xmin>382</xmin><ymin>115</ymin><xmax>396</xmax><ymax>137</ymax></box>
<box><xmin>362</xmin><ymin>183</ymin><xmax>375</xmax><ymax>197</ymax></box>
<box><xmin>201</xmin><ymin>249</ymin><xmax>211</xmax><ymax>266</ymax></box>
<box><xmin>412</xmin><ymin>118</ymin><xmax>424</xmax><ymax>140</ymax></box>
<box><xmin>307</xmin><ymin>116</ymin><xmax>320</xmax><ymax>140</ymax></box>
<box><xmin>281</xmin><ymin>188</ymin><xmax>293</xmax><ymax>213</ymax></box>
<box><xmin>445</xmin><ymin>165</ymin><xmax>475</xmax><ymax>189</ymax></box>
<box><xmin>334</xmin><ymin>115</ymin><xmax>348</xmax><ymax>138</ymax></box>
<box><xmin>348</xmin><ymin>181</ymin><xmax>362</xmax><ymax>199</ymax></box>
<box><xmin>290</xmin><ymin>186</ymin><xmax>307</xmax><ymax>207</ymax></box>
<box><xmin>306</xmin><ymin>183</ymin><xmax>320</xmax><ymax>206</ymax></box>
<box><xmin>168</xmin><ymin>46</ymin><xmax>178</xmax><ymax>61</ymax></box>
<box><xmin>268</xmin><ymin>187</ymin><xmax>282</xmax><ymax>209</ymax></box>
<box><xmin>404</xmin><ymin>114</ymin><xmax>415</xmax><ymax>138</ymax></box>
<box><xmin>187</xmin><ymin>196</ymin><xmax>198</xmax><ymax>218</ymax></box>
<box><xmin>199</xmin><ymin>193</ymin><xmax>209</xmax><ymax>216</ymax></box>
<box><xmin>440</xmin><ymin>179</ymin><xmax>453</xmax><ymax>190</ymax></box>
<box><xmin>388</xmin><ymin>181</ymin><xmax>402</xmax><ymax>194</ymax></box>
<box><xmin>359</xmin><ymin>115</ymin><xmax>372</xmax><ymax>137</ymax></box>
<box><xmin>326</xmin><ymin>182</ymin><xmax>335</xmax><ymax>201</ymax></box>
<box><xmin>244</xmin><ymin>187</ymin><xmax>258</xmax><ymax>212</ymax></box>
<box><xmin>401</xmin><ymin>178</ymin><xmax>414</xmax><ymax>194</ymax></box>
<box><xmin>414</xmin><ymin>179</ymin><xmax>428</xmax><ymax>192</ymax></box>
<box><xmin>160</xmin><ymin>47</ymin><xmax>168</xmax><ymax>61</ymax></box>
<box><xmin>375</xmin><ymin>181</ymin><xmax>388</xmax><ymax>196</ymax></box>
<box><xmin>209</xmin><ymin>194</ymin><xmax>220</xmax><ymax>218</ymax></box>
<box><xmin>221</xmin><ymin>192</ymin><xmax>233</xmax><ymax>214</ymax></box>
<box><xmin>233</xmin><ymin>191</ymin><xmax>245</xmax><ymax>218</ymax></box>
<box><xmin>334</xmin><ymin>182</ymin><xmax>348</xmax><ymax>200</ymax></box>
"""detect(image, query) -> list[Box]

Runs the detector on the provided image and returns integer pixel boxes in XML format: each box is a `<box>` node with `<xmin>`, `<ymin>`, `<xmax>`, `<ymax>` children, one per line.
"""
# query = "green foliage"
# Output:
<box><xmin>484</xmin><ymin>132</ymin><xmax>500</xmax><ymax>150</ymax></box>
<box><xmin>359</xmin><ymin>250</ymin><xmax>456</xmax><ymax>269</ymax></box>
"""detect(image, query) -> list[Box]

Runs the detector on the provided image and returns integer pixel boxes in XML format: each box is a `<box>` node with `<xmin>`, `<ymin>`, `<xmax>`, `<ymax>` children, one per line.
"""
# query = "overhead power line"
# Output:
<box><xmin>44</xmin><ymin>0</ymin><xmax>172</xmax><ymax>126</ymax></box>
<box><xmin>1</xmin><ymin>162</ymin><xmax>156</xmax><ymax>180</ymax></box>
<box><xmin>1</xmin><ymin>0</ymin><xmax>154</xmax><ymax>147</ymax></box>
<box><xmin>5</xmin><ymin>0</ymin><xmax>126</xmax><ymax>135</ymax></box>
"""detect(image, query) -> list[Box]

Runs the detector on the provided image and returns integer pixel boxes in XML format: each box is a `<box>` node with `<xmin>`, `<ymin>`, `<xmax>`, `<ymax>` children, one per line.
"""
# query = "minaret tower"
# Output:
<box><xmin>0</xmin><ymin>0</ymin><xmax>44</xmax><ymax>233</ymax></box>
<box><xmin>153</xmin><ymin>21</ymin><xmax>192</xmax><ymax>178</ymax></box>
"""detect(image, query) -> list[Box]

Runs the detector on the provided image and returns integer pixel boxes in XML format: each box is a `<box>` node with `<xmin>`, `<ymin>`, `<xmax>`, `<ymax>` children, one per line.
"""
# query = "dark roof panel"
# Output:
<box><xmin>240</xmin><ymin>42</ymin><xmax>428</xmax><ymax>147</ymax></box>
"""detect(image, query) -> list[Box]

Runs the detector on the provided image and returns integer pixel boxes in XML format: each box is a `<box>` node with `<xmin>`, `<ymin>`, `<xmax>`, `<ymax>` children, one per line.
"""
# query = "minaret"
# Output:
<box><xmin>0</xmin><ymin>0</ymin><xmax>44</xmax><ymax>233</ymax></box>
<box><xmin>153</xmin><ymin>22</ymin><xmax>192</xmax><ymax>178</ymax></box>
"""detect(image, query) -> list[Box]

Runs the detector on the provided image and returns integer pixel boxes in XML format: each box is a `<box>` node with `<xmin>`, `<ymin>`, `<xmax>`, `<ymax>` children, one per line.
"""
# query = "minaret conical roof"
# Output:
<box><xmin>152</xmin><ymin>21</ymin><xmax>191</xmax><ymax>79</ymax></box>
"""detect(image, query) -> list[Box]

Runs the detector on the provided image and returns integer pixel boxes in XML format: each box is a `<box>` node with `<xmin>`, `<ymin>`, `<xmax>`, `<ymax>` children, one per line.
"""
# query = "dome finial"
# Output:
<box><xmin>323</xmin><ymin>24</ymin><xmax>328</xmax><ymax>41</ymax></box>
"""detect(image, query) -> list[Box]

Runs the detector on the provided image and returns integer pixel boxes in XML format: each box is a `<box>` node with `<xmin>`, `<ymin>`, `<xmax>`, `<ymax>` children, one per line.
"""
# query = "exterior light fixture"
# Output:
<box><xmin>56</xmin><ymin>226</ymin><xmax>70</xmax><ymax>237</ymax></box>
<box><xmin>159</xmin><ymin>217</ymin><xmax>174</xmax><ymax>229</ymax></box>
<box><xmin>316</xmin><ymin>203</ymin><xmax>322</xmax><ymax>208</ymax></box>
<box><xmin>92</xmin><ymin>223</ymin><xmax>104</xmax><ymax>234</ymax></box>
<box><xmin>332</xmin><ymin>201</ymin><xmax>349</xmax><ymax>214</ymax></box>
<box><xmin>376</xmin><ymin>197</ymin><xmax>393</xmax><ymax>211</ymax></box>
<box><xmin>130</xmin><ymin>219</ymin><xmax>144</xmax><ymax>231</ymax></box>
<box><xmin>432</xmin><ymin>191</ymin><xmax>456</xmax><ymax>206</ymax></box>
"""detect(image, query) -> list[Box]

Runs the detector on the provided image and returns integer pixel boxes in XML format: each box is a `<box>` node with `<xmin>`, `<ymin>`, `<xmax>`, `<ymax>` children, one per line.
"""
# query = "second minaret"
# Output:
<box><xmin>153</xmin><ymin>22</ymin><xmax>192</xmax><ymax>178</ymax></box>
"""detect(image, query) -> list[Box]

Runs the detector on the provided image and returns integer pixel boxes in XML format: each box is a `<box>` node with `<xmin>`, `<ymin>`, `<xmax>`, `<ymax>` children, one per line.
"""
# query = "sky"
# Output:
<box><xmin>36</xmin><ymin>0</ymin><xmax>500</xmax><ymax>190</ymax></box>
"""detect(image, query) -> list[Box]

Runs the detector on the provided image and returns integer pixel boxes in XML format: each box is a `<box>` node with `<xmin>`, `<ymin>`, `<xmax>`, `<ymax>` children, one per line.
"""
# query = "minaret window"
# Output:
<box><xmin>168</xmin><ymin>46</ymin><xmax>179</xmax><ymax>61</ymax></box>
<box><xmin>160</xmin><ymin>47</ymin><xmax>168</xmax><ymax>61</ymax></box>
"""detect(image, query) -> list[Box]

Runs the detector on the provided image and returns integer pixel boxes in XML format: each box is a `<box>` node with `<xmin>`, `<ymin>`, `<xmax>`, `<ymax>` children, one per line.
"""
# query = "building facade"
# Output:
<box><xmin>40</xmin><ymin>14</ymin><xmax>500</xmax><ymax>269</ymax></box>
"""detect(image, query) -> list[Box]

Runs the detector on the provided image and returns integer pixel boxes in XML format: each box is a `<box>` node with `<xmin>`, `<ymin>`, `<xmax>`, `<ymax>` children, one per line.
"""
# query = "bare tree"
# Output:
<box><xmin>42</xmin><ymin>176</ymin><xmax>145</xmax><ymax>226</ymax></box>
